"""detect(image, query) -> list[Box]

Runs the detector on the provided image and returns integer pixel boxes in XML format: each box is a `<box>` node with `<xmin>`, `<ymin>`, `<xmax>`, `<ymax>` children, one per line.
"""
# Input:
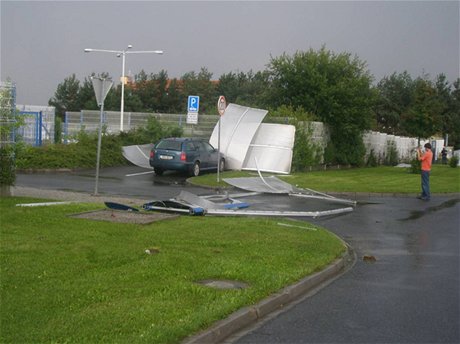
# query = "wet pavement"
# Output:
<box><xmin>232</xmin><ymin>195</ymin><xmax>460</xmax><ymax>344</ymax></box>
<box><xmin>14</xmin><ymin>167</ymin><xmax>460</xmax><ymax>343</ymax></box>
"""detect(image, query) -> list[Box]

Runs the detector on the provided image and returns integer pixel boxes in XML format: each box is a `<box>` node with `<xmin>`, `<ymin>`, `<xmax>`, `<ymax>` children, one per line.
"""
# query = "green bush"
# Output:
<box><xmin>16</xmin><ymin>130</ymin><xmax>125</xmax><ymax>169</ymax></box>
<box><xmin>118</xmin><ymin>116</ymin><xmax>183</xmax><ymax>146</ymax></box>
<box><xmin>15</xmin><ymin>117</ymin><xmax>183</xmax><ymax>170</ymax></box>
<box><xmin>291</xmin><ymin>121</ymin><xmax>321</xmax><ymax>171</ymax></box>
<box><xmin>384</xmin><ymin>141</ymin><xmax>399</xmax><ymax>166</ymax></box>
<box><xmin>54</xmin><ymin>116</ymin><xmax>62</xmax><ymax>144</ymax></box>
<box><xmin>408</xmin><ymin>158</ymin><xmax>421</xmax><ymax>174</ymax></box>
<box><xmin>0</xmin><ymin>146</ymin><xmax>15</xmax><ymax>186</ymax></box>
<box><xmin>449</xmin><ymin>155</ymin><xmax>459</xmax><ymax>168</ymax></box>
<box><xmin>366</xmin><ymin>149</ymin><xmax>378</xmax><ymax>167</ymax></box>
<box><xmin>325</xmin><ymin>130</ymin><xmax>366</xmax><ymax>166</ymax></box>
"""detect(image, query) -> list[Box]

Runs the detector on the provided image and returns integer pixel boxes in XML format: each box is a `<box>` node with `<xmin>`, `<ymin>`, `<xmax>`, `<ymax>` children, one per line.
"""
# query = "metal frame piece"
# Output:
<box><xmin>206</xmin><ymin>207</ymin><xmax>354</xmax><ymax>218</ymax></box>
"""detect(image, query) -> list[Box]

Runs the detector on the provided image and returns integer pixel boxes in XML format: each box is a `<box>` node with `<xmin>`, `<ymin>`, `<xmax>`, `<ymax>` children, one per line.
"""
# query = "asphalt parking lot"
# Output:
<box><xmin>13</xmin><ymin>166</ymin><xmax>460</xmax><ymax>343</ymax></box>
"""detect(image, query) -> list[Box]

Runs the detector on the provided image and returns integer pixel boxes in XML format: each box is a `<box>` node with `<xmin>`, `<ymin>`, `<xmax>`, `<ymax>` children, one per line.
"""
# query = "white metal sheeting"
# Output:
<box><xmin>224</xmin><ymin>176</ymin><xmax>295</xmax><ymax>194</ymax></box>
<box><xmin>242</xmin><ymin>123</ymin><xmax>295</xmax><ymax>174</ymax></box>
<box><xmin>209</xmin><ymin>104</ymin><xmax>268</xmax><ymax>170</ymax></box>
<box><xmin>209</xmin><ymin>104</ymin><xmax>295</xmax><ymax>174</ymax></box>
<box><xmin>122</xmin><ymin>144</ymin><xmax>153</xmax><ymax>169</ymax></box>
<box><xmin>224</xmin><ymin>175</ymin><xmax>357</xmax><ymax>206</ymax></box>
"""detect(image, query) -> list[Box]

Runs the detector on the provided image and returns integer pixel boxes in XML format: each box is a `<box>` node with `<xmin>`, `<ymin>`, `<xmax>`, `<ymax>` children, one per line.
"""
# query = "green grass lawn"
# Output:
<box><xmin>191</xmin><ymin>165</ymin><xmax>460</xmax><ymax>193</ymax></box>
<box><xmin>0</xmin><ymin>197</ymin><xmax>345</xmax><ymax>343</ymax></box>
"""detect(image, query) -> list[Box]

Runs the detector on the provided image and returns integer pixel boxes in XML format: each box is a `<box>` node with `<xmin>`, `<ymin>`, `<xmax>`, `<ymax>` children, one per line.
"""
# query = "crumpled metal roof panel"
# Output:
<box><xmin>242</xmin><ymin>123</ymin><xmax>295</xmax><ymax>174</ymax></box>
<box><xmin>209</xmin><ymin>103</ymin><xmax>268</xmax><ymax>170</ymax></box>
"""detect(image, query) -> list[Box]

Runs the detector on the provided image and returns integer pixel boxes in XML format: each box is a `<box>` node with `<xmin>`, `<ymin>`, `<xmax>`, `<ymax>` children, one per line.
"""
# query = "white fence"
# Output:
<box><xmin>63</xmin><ymin>110</ymin><xmax>219</xmax><ymax>140</ymax></box>
<box><xmin>64</xmin><ymin>110</ymin><xmax>443</xmax><ymax>163</ymax></box>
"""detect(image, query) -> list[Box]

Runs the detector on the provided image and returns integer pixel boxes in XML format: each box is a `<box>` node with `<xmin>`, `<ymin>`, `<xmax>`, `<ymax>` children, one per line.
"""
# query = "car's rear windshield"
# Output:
<box><xmin>156</xmin><ymin>140</ymin><xmax>183</xmax><ymax>151</ymax></box>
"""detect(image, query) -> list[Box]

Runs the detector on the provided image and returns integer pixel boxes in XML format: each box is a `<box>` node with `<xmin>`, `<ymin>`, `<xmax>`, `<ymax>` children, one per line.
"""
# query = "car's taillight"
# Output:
<box><xmin>150</xmin><ymin>151</ymin><xmax>155</xmax><ymax>159</ymax></box>
<box><xmin>180</xmin><ymin>152</ymin><xmax>186</xmax><ymax>161</ymax></box>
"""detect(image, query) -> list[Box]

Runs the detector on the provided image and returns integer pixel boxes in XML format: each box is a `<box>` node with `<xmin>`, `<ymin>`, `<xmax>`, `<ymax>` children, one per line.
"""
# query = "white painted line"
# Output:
<box><xmin>126</xmin><ymin>171</ymin><xmax>155</xmax><ymax>177</ymax></box>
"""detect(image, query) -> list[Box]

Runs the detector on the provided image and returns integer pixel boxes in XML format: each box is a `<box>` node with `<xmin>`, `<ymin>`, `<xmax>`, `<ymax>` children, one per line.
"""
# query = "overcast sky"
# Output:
<box><xmin>1</xmin><ymin>0</ymin><xmax>459</xmax><ymax>106</ymax></box>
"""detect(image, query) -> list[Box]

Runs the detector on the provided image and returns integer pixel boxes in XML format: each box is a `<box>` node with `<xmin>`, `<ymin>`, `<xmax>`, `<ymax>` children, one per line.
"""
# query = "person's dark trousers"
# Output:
<box><xmin>421</xmin><ymin>170</ymin><xmax>431</xmax><ymax>200</ymax></box>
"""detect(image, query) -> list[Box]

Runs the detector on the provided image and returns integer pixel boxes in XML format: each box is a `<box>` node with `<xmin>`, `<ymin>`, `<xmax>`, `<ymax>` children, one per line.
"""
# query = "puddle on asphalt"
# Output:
<box><xmin>75</xmin><ymin>173</ymin><xmax>121</xmax><ymax>180</ymax></box>
<box><xmin>399</xmin><ymin>198</ymin><xmax>460</xmax><ymax>221</ymax></box>
<box><xmin>152</xmin><ymin>177</ymin><xmax>186</xmax><ymax>186</ymax></box>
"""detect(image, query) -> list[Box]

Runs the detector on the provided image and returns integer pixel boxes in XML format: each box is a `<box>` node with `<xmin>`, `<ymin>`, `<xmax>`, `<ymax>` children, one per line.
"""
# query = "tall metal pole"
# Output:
<box><xmin>84</xmin><ymin>46</ymin><xmax>163</xmax><ymax>132</ymax></box>
<box><xmin>90</xmin><ymin>77</ymin><xmax>113</xmax><ymax>196</ymax></box>
<box><xmin>217</xmin><ymin>117</ymin><xmax>221</xmax><ymax>182</ymax></box>
<box><xmin>94</xmin><ymin>95</ymin><xmax>104</xmax><ymax>195</ymax></box>
<box><xmin>120</xmin><ymin>51</ymin><xmax>126</xmax><ymax>132</ymax></box>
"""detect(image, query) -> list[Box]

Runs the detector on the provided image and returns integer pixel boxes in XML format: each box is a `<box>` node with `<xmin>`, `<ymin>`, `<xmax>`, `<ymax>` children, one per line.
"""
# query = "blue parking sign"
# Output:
<box><xmin>188</xmin><ymin>95</ymin><xmax>200</xmax><ymax>113</ymax></box>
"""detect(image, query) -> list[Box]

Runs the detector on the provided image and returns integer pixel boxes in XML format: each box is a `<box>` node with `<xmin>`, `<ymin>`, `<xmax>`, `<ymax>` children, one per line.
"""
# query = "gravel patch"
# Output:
<box><xmin>69</xmin><ymin>209</ymin><xmax>178</xmax><ymax>224</ymax></box>
<box><xmin>11</xmin><ymin>186</ymin><xmax>178</xmax><ymax>224</ymax></box>
<box><xmin>11</xmin><ymin>186</ymin><xmax>150</xmax><ymax>206</ymax></box>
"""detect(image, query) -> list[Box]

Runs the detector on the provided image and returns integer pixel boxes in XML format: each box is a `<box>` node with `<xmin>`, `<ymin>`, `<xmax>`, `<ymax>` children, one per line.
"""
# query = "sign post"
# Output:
<box><xmin>186</xmin><ymin>95</ymin><xmax>200</xmax><ymax>125</ymax></box>
<box><xmin>91</xmin><ymin>76</ymin><xmax>113</xmax><ymax>196</ymax></box>
<box><xmin>217</xmin><ymin>96</ymin><xmax>227</xmax><ymax>183</ymax></box>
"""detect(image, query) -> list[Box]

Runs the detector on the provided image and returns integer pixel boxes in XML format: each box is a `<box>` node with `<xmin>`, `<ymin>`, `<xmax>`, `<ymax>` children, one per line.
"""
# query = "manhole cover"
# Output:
<box><xmin>197</xmin><ymin>279</ymin><xmax>249</xmax><ymax>290</ymax></box>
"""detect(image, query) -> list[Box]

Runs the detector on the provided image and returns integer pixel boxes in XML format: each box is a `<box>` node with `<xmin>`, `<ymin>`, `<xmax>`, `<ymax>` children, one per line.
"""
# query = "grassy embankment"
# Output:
<box><xmin>0</xmin><ymin>197</ymin><xmax>345</xmax><ymax>343</ymax></box>
<box><xmin>191</xmin><ymin>165</ymin><xmax>460</xmax><ymax>194</ymax></box>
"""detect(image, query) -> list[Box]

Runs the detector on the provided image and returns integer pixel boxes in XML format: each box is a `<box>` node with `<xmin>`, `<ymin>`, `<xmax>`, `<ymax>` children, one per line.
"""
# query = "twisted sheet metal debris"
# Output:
<box><xmin>122</xmin><ymin>144</ymin><xmax>153</xmax><ymax>169</ymax></box>
<box><xmin>209</xmin><ymin>104</ymin><xmax>295</xmax><ymax>174</ymax></box>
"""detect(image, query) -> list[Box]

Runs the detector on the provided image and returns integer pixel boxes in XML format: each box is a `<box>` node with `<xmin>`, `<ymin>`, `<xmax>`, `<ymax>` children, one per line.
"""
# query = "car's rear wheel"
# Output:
<box><xmin>192</xmin><ymin>162</ymin><xmax>200</xmax><ymax>177</ymax></box>
<box><xmin>154</xmin><ymin>167</ymin><xmax>164</xmax><ymax>176</ymax></box>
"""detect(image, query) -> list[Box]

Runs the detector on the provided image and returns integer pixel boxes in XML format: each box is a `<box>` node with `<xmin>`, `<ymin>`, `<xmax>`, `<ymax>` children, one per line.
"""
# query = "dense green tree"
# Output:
<box><xmin>401</xmin><ymin>77</ymin><xmax>443</xmax><ymax>142</ymax></box>
<box><xmin>163</xmin><ymin>78</ymin><xmax>184</xmax><ymax>113</ymax></box>
<box><xmin>48</xmin><ymin>74</ymin><xmax>81</xmax><ymax>119</ymax></box>
<box><xmin>48</xmin><ymin>54</ymin><xmax>457</xmax><ymax>153</ymax></box>
<box><xmin>435</xmin><ymin>74</ymin><xmax>460</xmax><ymax>149</ymax></box>
<box><xmin>217</xmin><ymin>71</ymin><xmax>243</xmax><ymax>104</ymax></box>
<box><xmin>78</xmin><ymin>76</ymin><xmax>98</xmax><ymax>110</ymax></box>
<box><xmin>181</xmin><ymin>68</ymin><xmax>218</xmax><ymax>114</ymax></box>
<box><xmin>374</xmin><ymin>71</ymin><xmax>414</xmax><ymax>135</ymax></box>
<box><xmin>133</xmin><ymin>69</ymin><xmax>169</xmax><ymax>112</ymax></box>
<box><xmin>217</xmin><ymin>70</ymin><xmax>270</xmax><ymax>108</ymax></box>
<box><xmin>267</xmin><ymin>47</ymin><xmax>376</xmax><ymax>165</ymax></box>
<box><xmin>446</xmin><ymin>79</ymin><xmax>460</xmax><ymax>148</ymax></box>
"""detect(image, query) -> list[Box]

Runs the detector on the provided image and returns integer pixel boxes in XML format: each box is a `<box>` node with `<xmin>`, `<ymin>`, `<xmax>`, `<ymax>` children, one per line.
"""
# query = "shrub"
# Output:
<box><xmin>384</xmin><ymin>141</ymin><xmax>399</xmax><ymax>166</ymax></box>
<box><xmin>0</xmin><ymin>146</ymin><xmax>15</xmax><ymax>185</ymax></box>
<box><xmin>118</xmin><ymin>116</ymin><xmax>183</xmax><ymax>146</ymax></box>
<box><xmin>325</xmin><ymin>130</ymin><xmax>366</xmax><ymax>166</ymax></box>
<box><xmin>408</xmin><ymin>158</ymin><xmax>421</xmax><ymax>174</ymax></box>
<box><xmin>291</xmin><ymin>121</ymin><xmax>321</xmax><ymax>171</ymax></box>
<box><xmin>366</xmin><ymin>149</ymin><xmax>378</xmax><ymax>167</ymax></box>
<box><xmin>449</xmin><ymin>155</ymin><xmax>459</xmax><ymax>168</ymax></box>
<box><xmin>15</xmin><ymin>117</ymin><xmax>181</xmax><ymax>169</ymax></box>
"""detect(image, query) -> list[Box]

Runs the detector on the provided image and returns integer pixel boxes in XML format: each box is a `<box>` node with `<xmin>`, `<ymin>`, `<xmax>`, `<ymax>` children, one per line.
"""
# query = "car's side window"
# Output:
<box><xmin>202</xmin><ymin>142</ymin><xmax>215</xmax><ymax>153</ymax></box>
<box><xmin>185</xmin><ymin>142</ymin><xmax>196</xmax><ymax>151</ymax></box>
<box><xmin>193</xmin><ymin>141</ymin><xmax>204</xmax><ymax>152</ymax></box>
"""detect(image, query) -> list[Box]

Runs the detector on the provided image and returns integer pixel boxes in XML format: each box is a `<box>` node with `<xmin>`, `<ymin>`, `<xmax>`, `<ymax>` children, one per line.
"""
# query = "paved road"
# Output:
<box><xmin>233</xmin><ymin>195</ymin><xmax>460</xmax><ymax>344</ymax></box>
<box><xmin>14</xmin><ymin>167</ymin><xmax>460</xmax><ymax>343</ymax></box>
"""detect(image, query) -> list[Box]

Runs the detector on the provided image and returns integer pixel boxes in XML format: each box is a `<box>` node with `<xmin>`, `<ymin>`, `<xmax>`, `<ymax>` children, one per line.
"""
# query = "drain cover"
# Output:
<box><xmin>197</xmin><ymin>279</ymin><xmax>249</xmax><ymax>290</ymax></box>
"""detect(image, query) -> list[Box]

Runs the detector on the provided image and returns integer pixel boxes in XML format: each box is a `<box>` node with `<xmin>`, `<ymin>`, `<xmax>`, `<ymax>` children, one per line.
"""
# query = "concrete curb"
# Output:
<box><xmin>183</xmin><ymin>246</ymin><xmax>355</xmax><ymax>344</ymax></box>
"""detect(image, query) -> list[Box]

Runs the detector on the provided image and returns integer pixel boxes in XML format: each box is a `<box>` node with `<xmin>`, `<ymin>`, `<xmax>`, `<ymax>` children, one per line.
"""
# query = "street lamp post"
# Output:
<box><xmin>84</xmin><ymin>45</ymin><xmax>163</xmax><ymax>131</ymax></box>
